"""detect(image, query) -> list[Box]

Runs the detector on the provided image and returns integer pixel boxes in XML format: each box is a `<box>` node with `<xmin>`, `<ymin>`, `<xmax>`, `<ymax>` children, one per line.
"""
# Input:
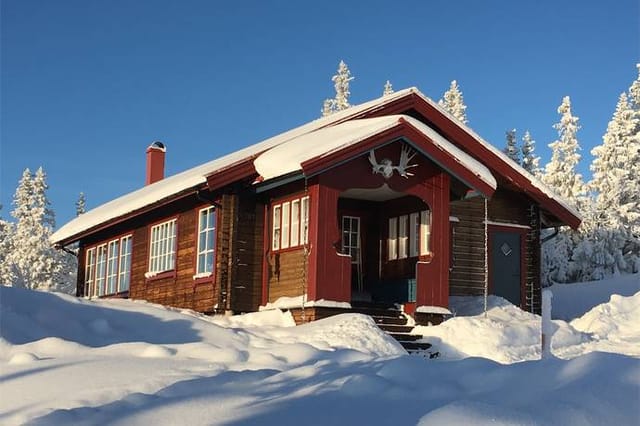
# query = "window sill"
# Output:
<box><xmin>145</xmin><ymin>270</ymin><xmax>176</xmax><ymax>282</ymax></box>
<box><xmin>271</xmin><ymin>245</ymin><xmax>308</xmax><ymax>255</ymax></box>
<box><xmin>193</xmin><ymin>272</ymin><xmax>214</xmax><ymax>285</ymax></box>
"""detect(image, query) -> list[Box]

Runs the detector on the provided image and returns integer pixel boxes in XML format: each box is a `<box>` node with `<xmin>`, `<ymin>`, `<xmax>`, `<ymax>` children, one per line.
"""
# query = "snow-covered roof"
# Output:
<box><xmin>50</xmin><ymin>89</ymin><xmax>418</xmax><ymax>245</ymax></box>
<box><xmin>254</xmin><ymin>115</ymin><xmax>497</xmax><ymax>192</ymax></box>
<box><xmin>51</xmin><ymin>86</ymin><xmax>578</xmax><ymax>245</ymax></box>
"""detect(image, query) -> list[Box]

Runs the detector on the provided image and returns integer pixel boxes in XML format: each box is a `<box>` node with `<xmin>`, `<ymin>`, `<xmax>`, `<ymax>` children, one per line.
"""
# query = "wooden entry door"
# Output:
<box><xmin>489</xmin><ymin>228</ymin><xmax>524</xmax><ymax>307</ymax></box>
<box><xmin>341</xmin><ymin>215</ymin><xmax>363</xmax><ymax>293</ymax></box>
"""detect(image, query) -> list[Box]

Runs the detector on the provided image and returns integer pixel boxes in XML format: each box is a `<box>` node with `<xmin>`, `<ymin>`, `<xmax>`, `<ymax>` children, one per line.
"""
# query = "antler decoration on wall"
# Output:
<box><xmin>368</xmin><ymin>144</ymin><xmax>418</xmax><ymax>179</ymax></box>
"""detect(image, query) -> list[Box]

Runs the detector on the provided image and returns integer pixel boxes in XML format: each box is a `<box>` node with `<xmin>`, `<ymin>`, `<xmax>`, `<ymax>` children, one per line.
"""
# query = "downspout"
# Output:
<box><xmin>541</xmin><ymin>227</ymin><xmax>560</xmax><ymax>243</ymax></box>
<box><xmin>56</xmin><ymin>244</ymin><xmax>78</xmax><ymax>257</ymax></box>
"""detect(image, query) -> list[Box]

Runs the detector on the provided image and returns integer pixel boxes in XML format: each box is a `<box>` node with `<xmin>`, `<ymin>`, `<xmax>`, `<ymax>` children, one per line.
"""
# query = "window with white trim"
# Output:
<box><xmin>271</xmin><ymin>195</ymin><xmax>310</xmax><ymax>251</ymax></box>
<box><xmin>196</xmin><ymin>207</ymin><xmax>216</xmax><ymax>276</ymax></box>
<box><xmin>149</xmin><ymin>219</ymin><xmax>177</xmax><ymax>274</ymax></box>
<box><xmin>84</xmin><ymin>234</ymin><xmax>133</xmax><ymax>297</ymax></box>
<box><xmin>388</xmin><ymin>209</ymin><xmax>431</xmax><ymax>260</ymax></box>
<box><xmin>341</xmin><ymin>216</ymin><xmax>360</xmax><ymax>263</ymax></box>
<box><xmin>84</xmin><ymin>247</ymin><xmax>96</xmax><ymax>297</ymax></box>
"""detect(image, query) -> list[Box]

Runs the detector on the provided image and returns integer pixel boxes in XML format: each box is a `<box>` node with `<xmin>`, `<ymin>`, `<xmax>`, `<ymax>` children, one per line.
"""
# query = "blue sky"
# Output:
<box><xmin>2</xmin><ymin>0</ymin><xmax>638</xmax><ymax>227</ymax></box>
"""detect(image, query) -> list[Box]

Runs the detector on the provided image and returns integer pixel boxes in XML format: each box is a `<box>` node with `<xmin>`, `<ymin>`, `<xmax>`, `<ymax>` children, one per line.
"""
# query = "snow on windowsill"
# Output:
<box><xmin>259</xmin><ymin>295</ymin><xmax>352</xmax><ymax>311</ymax></box>
<box><xmin>416</xmin><ymin>305</ymin><xmax>452</xmax><ymax>315</ymax></box>
<box><xmin>192</xmin><ymin>272</ymin><xmax>212</xmax><ymax>280</ymax></box>
<box><xmin>483</xmin><ymin>220</ymin><xmax>531</xmax><ymax>229</ymax></box>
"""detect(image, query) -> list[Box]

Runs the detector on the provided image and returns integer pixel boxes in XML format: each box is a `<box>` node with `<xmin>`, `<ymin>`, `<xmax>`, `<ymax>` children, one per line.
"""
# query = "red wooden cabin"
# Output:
<box><xmin>51</xmin><ymin>88</ymin><xmax>580</xmax><ymax>325</ymax></box>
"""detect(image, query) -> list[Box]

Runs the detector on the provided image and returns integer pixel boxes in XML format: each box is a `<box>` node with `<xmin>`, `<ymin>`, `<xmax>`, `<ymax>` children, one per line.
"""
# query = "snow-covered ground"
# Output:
<box><xmin>1</xmin><ymin>275</ymin><xmax>639</xmax><ymax>425</ymax></box>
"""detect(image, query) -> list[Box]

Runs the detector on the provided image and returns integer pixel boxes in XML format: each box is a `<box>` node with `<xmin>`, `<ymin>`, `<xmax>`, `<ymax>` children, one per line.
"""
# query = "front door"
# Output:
<box><xmin>341</xmin><ymin>215</ymin><xmax>363</xmax><ymax>294</ymax></box>
<box><xmin>490</xmin><ymin>229</ymin><xmax>523</xmax><ymax>306</ymax></box>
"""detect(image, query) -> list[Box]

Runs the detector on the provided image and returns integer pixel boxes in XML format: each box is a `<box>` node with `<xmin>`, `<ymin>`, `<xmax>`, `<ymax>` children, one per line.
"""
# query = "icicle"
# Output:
<box><xmin>484</xmin><ymin>197</ymin><xmax>489</xmax><ymax>317</ymax></box>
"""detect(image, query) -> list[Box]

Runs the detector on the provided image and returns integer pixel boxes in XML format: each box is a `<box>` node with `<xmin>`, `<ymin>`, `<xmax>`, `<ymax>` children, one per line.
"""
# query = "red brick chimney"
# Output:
<box><xmin>145</xmin><ymin>141</ymin><xmax>166</xmax><ymax>185</ymax></box>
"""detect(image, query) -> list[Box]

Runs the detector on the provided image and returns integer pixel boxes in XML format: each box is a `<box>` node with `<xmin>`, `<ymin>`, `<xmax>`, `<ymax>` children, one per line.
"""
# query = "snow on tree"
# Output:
<box><xmin>542</xmin><ymin>96</ymin><xmax>585</xmax><ymax>207</ymax></box>
<box><xmin>541</xmin><ymin>97</ymin><xmax>586</xmax><ymax>284</ymax></box>
<box><xmin>6</xmin><ymin>167</ymin><xmax>75</xmax><ymax>293</ymax></box>
<box><xmin>321</xmin><ymin>60</ymin><xmax>354</xmax><ymax>117</ymax></box>
<box><xmin>503</xmin><ymin>129</ymin><xmax>520</xmax><ymax>164</ymax></box>
<box><xmin>629</xmin><ymin>63</ymin><xmax>640</xmax><ymax>108</ymax></box>
<box><xmin>521</xmin><ymin>131</ymin><xmax>541</xmax><ymax>177</ymax></box>
<box><xmin>383</xmin><ymin>80</ymin><xmax>394</xmax><ymax>96</ymax></box>
<box><xmin>0</xmin><ymin>205</ymin><xmax>16</xmax><ymax>285</ymax></box>
<box><xmin>76</xmin><ymin>192</ymin><xmax>87</xmax><ymax>216</ymax></box>
<box><xmin>438</xmin><ymin>80</ymin><xmax>468</xmax><ymax>124</ymax></box>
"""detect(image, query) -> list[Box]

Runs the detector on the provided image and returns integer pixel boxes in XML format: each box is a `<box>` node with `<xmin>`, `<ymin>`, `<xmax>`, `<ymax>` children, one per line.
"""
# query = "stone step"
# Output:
<box><xmin>377</xmin><ymin>324</ymin><xmax>414</xmax><ymax>333</ymax></box>
<box><xmin>371</xmin><ymin>315</ymin><xmax>408</xmax><ymax>325</ymax></box>
<box><xmin>399</xmin><ymin>341</ymin><xmax>433</xmax><ymax>351</ymax></box>
<box><xmin>389</xmin><ymin>333</ymin><xmax>422</xmax><ymax>342</ymax></box>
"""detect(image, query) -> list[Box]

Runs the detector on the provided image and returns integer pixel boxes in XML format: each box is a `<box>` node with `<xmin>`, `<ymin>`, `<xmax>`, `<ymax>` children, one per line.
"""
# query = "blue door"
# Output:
<box><xmin>490</xmin><ymin>231</ymin><xmax>522</xmax><ymax>306</ymax></box>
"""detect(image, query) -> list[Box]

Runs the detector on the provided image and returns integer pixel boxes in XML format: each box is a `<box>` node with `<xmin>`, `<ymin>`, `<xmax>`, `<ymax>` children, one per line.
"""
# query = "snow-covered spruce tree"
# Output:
<box><xmin>503</xmin><ymin>129</ymin><xmax>520</xmax><ymax>164</ymax></box>
<box><xmin>8</xmin><ymin>167</ymin><xmax>74</xmax><ymax>292</ymax></box>
<box><xmin>541</xmin><ymin>96</ymin><xmax>586</xmax><ymax>284</ymax></box>
<box><xmin>76</xmin><ymin>192</ymin><xmax>86</xmax><ymax>216</ymax></box>
<box><xmin>0</xmin><ymin>205</ymin><xmax>16</xmax><ymax>285</ymax></box>
<box><xmin>521</xmin><ymin>130</ymin><xmax>541</xmax><ymax>177</ymax></box>
<box><xmin>321</xmin><ymin>60</ymin><xmax>354</xmax><ymax>117</ymax></box>
<box><xmin>383</xmin><ymin>80</ymin><xmax>394</xmax><ymax>96</ymax></box>
<box><xmin>438</xmin><ymin>80</ymin><xmax>468</xmax><ymax>124</ymax></box>
<box><xmin>587</xmin><ymin>90</ymin><xmax>640</xmax><ymax>275</ymax></box>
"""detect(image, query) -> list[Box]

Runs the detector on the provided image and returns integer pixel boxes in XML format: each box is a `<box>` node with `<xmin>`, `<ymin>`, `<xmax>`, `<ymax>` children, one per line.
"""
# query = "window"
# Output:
<box><xmin>106</xmin><ymin>240</ymin><xmax>119</xmax><ymax>294</ymax></box>
<box><xmin>149</xmin><ymin>219</ymin><xmax>177</xmax><ymax>274</ymax></box>
<box><xmin>119</xmin><ymin>236</ymin><xmax>132</xmax><ymax>291</ymax></box>
<box><xmin>410</xmin><ymin>212</ymin><xmax>419</xmax><ymax>257</ymax></box>
<box><xmin>271</xmin><ymin>195</ymin><xmax>310</xmax><ymax>251</ymax></box>
<box><xmin>342</xmin><ymin>216</ymin><xmax>360</xmax><ymax>263</ymax></box>
<box><xmin>272</xmin><ymin>205</ymin><xmax>281</xmax><ymax>251</ymax></box>
<box><xmin>388</xmin><ymin>217</ymin><xmax>398</xmax><ymax>260</ymax></box>
<box><xmin>398</xmin><ymin>215</ymin><xmax>409</xmax><ymax>259</ymax></box>
<box><xmin>84</xmin><ymin>235</ymin><xmax>132</xmax><ymax>297</ymax></box>
<box><xmin>95</xmin><ymin>244</ymin><xmax>107</xmax><ymax>296</ymax></box>
<box><xmin>388</xmin><ymin>209</ymin><xmax>431</xmax><ymax>260</ymax></box>
<box><xmin>84</xmin><ymin>247</ymin><xmax>96</xmax><ymax>297</ymax></box>
<box><xmin>196</xmin><ymin>207</ymin><xmax>216</xmax><ymax>276</ymax></box>
<box><xmin>420</xmin><ymin>210</ymin><xmax>431</xmax><ymax>255</ymax></box>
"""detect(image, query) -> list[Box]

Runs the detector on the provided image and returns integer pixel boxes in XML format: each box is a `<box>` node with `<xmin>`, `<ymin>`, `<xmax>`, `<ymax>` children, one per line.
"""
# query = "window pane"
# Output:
<box><xmin>410</xmin><ymin>213</ymin><xmax>419</xmax><ymax>257</ymax></box>
<box><xmin>420</xmin><ymin>210</ymin><xmax>431</xmax><ymax>255</ymax></box>
<box><xmin>388</xmin><ymin>217</ymin><xmax>397</xmax><ymax>260</ymax></box>
<box><xmin>301</xmin><ymin>197</ymin><xmax>309</xmax><ymax>244</ymax></box>
<box><xmin>281</xmin><ymin>202</ymin><xmax>290</xmax><ymax>249</ymax></box>
<box><xmin>398</xmin><ymin>215</ymin><xmax>408</xmax><ymax>259</ymax></box>
<box><xmin>291</xmin><ymin>200</ymin><xmax>300</xmax><ymax>247</ymax></box>
<box><xmin>272</xmin><ymin>205</ymin><xmax>281</xmax><ymax>251</ymax></box>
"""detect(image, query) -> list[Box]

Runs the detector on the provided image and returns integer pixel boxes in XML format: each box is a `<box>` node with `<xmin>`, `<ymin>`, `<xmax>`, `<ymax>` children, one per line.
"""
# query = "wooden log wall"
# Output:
<box><xmin>267</xmin><ymin>249</ymin><xmax>307</xmax><ymax>302</ymax></box>
<box><xmin>525</xmin><ymin>204</ymin><xmax>542</xmax><ymax>314</ymax></box>
<box><xmin>449</xmin><ymin>188</ymin><xmax>532</xmax><ymax>301</ymax></box>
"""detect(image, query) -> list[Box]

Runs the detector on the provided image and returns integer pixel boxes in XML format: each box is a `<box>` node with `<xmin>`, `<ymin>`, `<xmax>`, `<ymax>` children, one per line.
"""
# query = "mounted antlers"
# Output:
<box><xmin>368</xmin><ymin>144</ymin><xmax>418</xmax><ymax>179</ymax></box>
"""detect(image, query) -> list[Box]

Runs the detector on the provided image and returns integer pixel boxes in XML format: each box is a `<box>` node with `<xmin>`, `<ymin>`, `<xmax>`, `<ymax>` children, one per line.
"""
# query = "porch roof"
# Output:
<box><xmin>253</xmin><ymin>114</ymin><xmax>498</xmax><ymax>195</ymax></box>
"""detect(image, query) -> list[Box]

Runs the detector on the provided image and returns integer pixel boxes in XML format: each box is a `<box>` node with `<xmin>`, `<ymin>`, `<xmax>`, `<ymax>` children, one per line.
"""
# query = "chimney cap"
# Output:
<box><xmin>147</xmin><ymin>141</ymin><xmax>166</xmax><ymax>152</ymax></box>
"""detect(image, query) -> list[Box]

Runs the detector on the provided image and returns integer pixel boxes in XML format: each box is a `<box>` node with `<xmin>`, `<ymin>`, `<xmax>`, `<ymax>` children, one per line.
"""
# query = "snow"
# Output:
<box><xmin>254</xmin><ymin>115</ymin><xmax>498</xmax><ymax>193</ymax></box>
<box><xmin>415</xmin><ymin>305</ymin><xmax>452</xmax><ymax>315</ymax></box>
<box><xmin>259</xmin><ymin>294</ymin><xmax>352</xmax><ymax>311</ymax></box>
<box><xmin>1</xmin><ymin>275</ymin><xmax>639</xmax><ymax>425</ymax></box>
<box><xmin>51</xmin><ymin>87</ymin><xmax>576</xmax><ymax>246</ymax></box>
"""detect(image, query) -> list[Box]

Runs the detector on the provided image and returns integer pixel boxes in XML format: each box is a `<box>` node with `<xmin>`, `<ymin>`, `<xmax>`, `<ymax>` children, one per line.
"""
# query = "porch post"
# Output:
<box><xmin>413</xmin><ymin>173</ymin><xmax>450</xmax><ymax>310</ymax></box>
<box><xmin>306</xmin><ymin>181</ymin><xmax>351</xmax><ymax>303</ymax></box>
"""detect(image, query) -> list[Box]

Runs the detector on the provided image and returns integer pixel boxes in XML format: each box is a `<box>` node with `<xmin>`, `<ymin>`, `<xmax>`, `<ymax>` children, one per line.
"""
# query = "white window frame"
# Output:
<box><xmin>196</xmin><ymin>207</ymin><xmax>216</xmax><ymax>277</ymax></box>
<box><xmin>106</xmin><ymin>240</ymin><xmax>120</xmax><ymax>294</ymax></box>
<box><xmin>148</xmin><ymin>219</ymin><xmax>177</xmax><ymax>274</ymax></box>
<box><xmin>84</xmin><ymin>247</ymin><xmax>96</xmax><ymax>297</ymax></box>
<box><xmin>388</xmin><ymin>217</ymin><xmax>398</xmax><ymax>260</ymax></box>
<box><xmin>95</xmin><ymin>244</ymin><xmax>107</xmax><ymax>296</ymax></box>
<box><xmin>420</xmin><ymin>210</ymin><xmax>431</xmax><ymax>255</ymax></box>
<box><xmin>398</xmin><ymin>215</ymin><xmax>409</xmax><ymax>259</ymax></box>
<box><xmin>342</xmin><ymin>215</ymin><xmax>360</xmax><ymax>263</ymax></box>
<box><xmin>281</xmin><ymin>202</ymin><xmax>291</xmax><ymax>249</ymax></box>
<box><xmin>410</xmin><ymin>212</ymin><xmax>419</xmax><ymax>257</ymax></box>
<box><xmin>291</xmin><ymin>200</ymin><xmax>300</xmax><ymax>247</ymax></box>
<box><xmin>272</xmin><ymin>195</ymin><xmax>311</xmax><ymax>252</ymax></box>
<box><xmin>118</xmin><ymin>235</ymin><xmax>132</xmax><ymax>292</ymax></box>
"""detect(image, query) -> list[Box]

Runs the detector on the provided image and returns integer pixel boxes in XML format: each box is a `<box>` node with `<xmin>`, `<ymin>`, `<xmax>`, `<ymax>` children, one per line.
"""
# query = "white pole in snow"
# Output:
<box><xmin>541</xmin><ymin>289</ymin><xmax>553</xmax><ymax>359</ymax></box>
<box><xmin>483</xmin><ymin>197</ymin><xmax>488</xmax><ymax>317</ymax></box>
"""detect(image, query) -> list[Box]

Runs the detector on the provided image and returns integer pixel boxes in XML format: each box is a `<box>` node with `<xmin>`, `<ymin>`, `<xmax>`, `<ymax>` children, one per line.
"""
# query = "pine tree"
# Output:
<box><xmin>7</xmin><ymin>167</ymin><xmax>74</xmax><ymax>292</ymax></box>
<box><xmin>521</xmin><ymin>130</ymin><xmax>541</xmax><ymax>177</ymax></box>
<box><xmin>76</xmin><ymin>192</ymin><xmax>87</xmax><ymax>216</ymax></box>
<box><xmin>438</xmin><ymin>80</ymin><xmax>468</xmax><ymax>124</ymax></box>
<box><xmin>0</xmin><ymin>205</ymin><xmax>16</xmax><ymax>285</ymax></box>
<box><xmin>541</xmin><ymin>97</ymin><xmax>586</xmax><ymax>284</ymax></box>
<box><xmin>503</xmin><ymin>129</ymin><xmax>520</xmax><ymax>164</ymax></box>
<box><xmin>542</xmin><ymin>96</ymin><xmax>585</xmax><ymax>206</ymax></box>
<box><xmin>383</xmin><ymin>80</ymin><xmax>394</xmax><ymax>96</ymax></box>
<box><xmin>321</xmin><ymin>60</ymin><xmax>354</xmax><ymax>116</ymax></box>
